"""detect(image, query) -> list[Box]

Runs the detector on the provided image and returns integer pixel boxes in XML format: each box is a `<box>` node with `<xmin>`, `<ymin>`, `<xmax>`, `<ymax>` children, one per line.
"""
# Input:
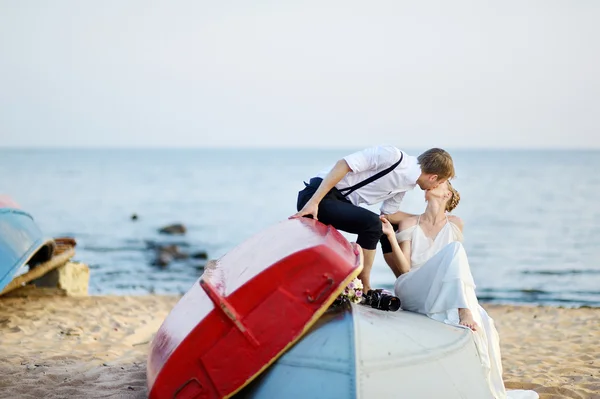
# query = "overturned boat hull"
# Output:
<box><xmin>0</xmin><ymin>197</ymin><xmax>55</xmax><ymax>293</ymax></box>
<box><xmin>147</xmin><ymin>218</ymin><xmax>363</xmax><ymax>399</ymax></box>
<box><xmin>240</xmin><ymin>303</ymin><xmax>494</xmax><ymax>399</ymax></box>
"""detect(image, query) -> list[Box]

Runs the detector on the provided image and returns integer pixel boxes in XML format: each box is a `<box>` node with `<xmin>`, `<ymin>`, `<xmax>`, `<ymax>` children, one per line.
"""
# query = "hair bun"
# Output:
<box><xmin>446</xmin><ymin>181</ymin><xmax>460</xmax><ymax>212</ymax></box>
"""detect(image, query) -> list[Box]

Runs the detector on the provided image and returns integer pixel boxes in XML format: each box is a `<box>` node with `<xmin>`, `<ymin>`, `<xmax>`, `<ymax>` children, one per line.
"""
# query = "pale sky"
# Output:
<box><xmin>0</xmin><ymin>1</ymin><xmax>598</xmax><ymax>149</ymax></box>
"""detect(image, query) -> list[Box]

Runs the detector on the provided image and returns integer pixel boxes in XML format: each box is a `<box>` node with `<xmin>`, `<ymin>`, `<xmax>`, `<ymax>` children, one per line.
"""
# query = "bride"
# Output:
<box><xmin>381</xmin><ymin>181</ymin><xmax>538</xmax><ymax>399</ymax></box>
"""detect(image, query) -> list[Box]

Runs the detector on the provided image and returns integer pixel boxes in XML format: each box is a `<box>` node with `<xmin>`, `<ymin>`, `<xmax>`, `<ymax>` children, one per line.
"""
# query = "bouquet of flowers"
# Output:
<box><xmin>331</xmin><ymin>277</ymin><xmax>364</xmax><ymax>308</ymax></box>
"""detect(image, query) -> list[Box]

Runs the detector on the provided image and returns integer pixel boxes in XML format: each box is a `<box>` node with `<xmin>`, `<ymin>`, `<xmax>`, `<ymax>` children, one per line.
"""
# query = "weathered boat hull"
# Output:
<box><xmin>239</xmin><ymin>303</ymin><xmax>494</xmax><ymax>399</ymax></box>
<box><xmin>0</xmin><ymin>198</ymin><xmax>55</xmax><ymax>293</ymax></box>
<box><xmin>147</xmin><ymin>218</ymin><xmax>363</xmax><ymax>399</ymax></box>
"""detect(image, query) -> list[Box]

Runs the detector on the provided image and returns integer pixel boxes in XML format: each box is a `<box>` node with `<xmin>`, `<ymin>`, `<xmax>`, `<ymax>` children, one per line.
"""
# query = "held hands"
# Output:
<box><xmin>289</xmin><ymin>201</ymin><xmax>319</xmax><ymax>220</ymax></box>
<box><xmin>380</xmin><ymin>215</ymin><xmax>395</xmax><ymax>236</ymax></box>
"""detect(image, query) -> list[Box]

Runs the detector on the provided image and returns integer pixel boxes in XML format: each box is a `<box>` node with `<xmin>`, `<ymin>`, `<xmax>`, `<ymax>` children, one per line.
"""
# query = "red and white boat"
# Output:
<box><xmin>147</xmin><ymin>218</ymin><xmax>363</xmax><ymax>399</ymax></box>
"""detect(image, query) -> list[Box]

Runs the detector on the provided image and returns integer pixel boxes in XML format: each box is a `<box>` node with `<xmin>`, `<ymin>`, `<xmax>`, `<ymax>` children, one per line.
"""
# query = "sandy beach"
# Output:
<box><xmin>0</xmin><ymin>296</ymin><xmax>598</xmax><ymax>399</ymax></box>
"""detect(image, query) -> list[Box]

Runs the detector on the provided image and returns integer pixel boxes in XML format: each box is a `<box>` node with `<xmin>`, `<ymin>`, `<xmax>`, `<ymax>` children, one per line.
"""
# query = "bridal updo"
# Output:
<box><xmin>445</xmin><ymin>181</ymin><xmax>460</xmax><ymax>212</ymax></box>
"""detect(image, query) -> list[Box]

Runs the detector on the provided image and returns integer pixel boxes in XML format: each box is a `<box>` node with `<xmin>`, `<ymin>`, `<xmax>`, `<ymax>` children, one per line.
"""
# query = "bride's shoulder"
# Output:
<box><xmin>395</xmin><ymin>216</ymin><xmax>418</xmax><ymax>242</ymax></box>
<box><xmin>397</xmin><ymin>215</ymin><xmax>419</xmax><ymax>231</ymax></box>
<box><xmin>447</xmin><ymin>215</ymin><xmax>464</xmax><ymax>231</ymax></box>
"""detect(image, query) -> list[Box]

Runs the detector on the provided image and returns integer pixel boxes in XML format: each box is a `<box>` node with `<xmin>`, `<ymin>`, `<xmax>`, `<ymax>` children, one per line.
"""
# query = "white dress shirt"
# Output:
<box><xmin>315</xmin><ymin>145</ymin><xmax>421</xmax><ymax>215</ymax></box>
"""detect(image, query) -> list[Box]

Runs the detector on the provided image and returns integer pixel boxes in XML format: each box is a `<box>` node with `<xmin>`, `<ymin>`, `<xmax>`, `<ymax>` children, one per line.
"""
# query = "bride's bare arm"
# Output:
<box><xmin>448</xmin><ymin>215</ymin><xmax>464</xmax><ymax>231</ymax></box>
<box><xmin>382</xmin><ymin>210</ymin><xmax>416</xmax><ymax>225</ymax></box>
<box><xmin>399</xmin><ymin>240</ymin><xmax>411</xmax><ymax>271</ymax></box>
<box><xmin>381</xmin><ymin>218</ymin><xmax>411</xmax><ymax>277</ymax></box>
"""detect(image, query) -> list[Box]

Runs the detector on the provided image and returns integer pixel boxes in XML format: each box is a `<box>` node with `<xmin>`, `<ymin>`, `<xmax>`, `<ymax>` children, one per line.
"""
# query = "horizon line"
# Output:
<box><xmin>0</xmin><ymin>145</ymin><xmax>599</xmax><ymax>151</ymax></box>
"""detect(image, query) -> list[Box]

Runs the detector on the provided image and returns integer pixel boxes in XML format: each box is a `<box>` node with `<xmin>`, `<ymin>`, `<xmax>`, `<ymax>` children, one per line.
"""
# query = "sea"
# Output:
<box><xmin>1</xmin><ymin>148</ymin><xmax>599</xmax><ymax>307</ymax></box>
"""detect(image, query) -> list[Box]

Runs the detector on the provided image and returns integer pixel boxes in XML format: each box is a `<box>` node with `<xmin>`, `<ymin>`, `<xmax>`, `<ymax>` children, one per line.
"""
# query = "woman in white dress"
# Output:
<box><xmin>381</xmin><ymin>181</ymin><xmax>538</xmax><ymax>399</ymax></box>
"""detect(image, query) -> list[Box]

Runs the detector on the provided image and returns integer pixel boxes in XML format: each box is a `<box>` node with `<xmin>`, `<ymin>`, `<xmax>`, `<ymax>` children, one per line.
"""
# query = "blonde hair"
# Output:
<box><xmin>445</xmin><ymin>181</ymin><xmax>460</xmax><ymax>212</ymax></box>
<box><xmin>418</xmin><ymin>148</ymin><xmax>455</xmax><ymax>181</ymax></box>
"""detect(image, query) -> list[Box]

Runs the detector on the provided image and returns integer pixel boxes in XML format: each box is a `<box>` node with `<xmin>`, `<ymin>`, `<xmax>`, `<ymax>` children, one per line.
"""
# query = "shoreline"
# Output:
<box><xmin>0</xmin><ymin>296</ymin><xmax>598</xmax><ymax>398</ymax></box>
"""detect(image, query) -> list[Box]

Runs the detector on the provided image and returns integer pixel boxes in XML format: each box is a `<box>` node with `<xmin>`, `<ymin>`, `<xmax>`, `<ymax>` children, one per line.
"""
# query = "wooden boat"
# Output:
<box><xmin>0</xmin><ymin>196</ymin><xmax>56</xmax><ymax>293</ymax></box>
<box><xmin>239</xmin><ymin>302</ymin><xmax>494</xmax><ymax>399</ymax></box>
<box><xmin>147</xmin><ymin>218</ymin><xmax>363</xmax><ymax>399</ymax></box>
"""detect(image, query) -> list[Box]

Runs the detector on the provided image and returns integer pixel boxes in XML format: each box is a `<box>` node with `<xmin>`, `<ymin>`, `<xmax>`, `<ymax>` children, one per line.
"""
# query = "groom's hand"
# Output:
<box><xmin>289</xmin><ymin>202</ymin><xmax>319</xmax><ymax>220</ymax></box>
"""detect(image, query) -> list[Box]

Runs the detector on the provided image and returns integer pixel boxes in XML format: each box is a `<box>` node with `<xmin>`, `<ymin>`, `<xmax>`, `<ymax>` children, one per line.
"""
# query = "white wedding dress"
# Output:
<box><xmin>393</xmin><ymin>216</ymin><xmax>538</xmax><ymax>399</ymax></box>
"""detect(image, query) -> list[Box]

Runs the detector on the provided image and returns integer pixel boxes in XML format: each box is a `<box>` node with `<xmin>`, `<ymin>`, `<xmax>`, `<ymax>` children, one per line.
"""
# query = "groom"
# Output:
<box><xmin>290</xmin><ymin>145</ymin><xmax>455</xmax><ymax>293</ymax></box>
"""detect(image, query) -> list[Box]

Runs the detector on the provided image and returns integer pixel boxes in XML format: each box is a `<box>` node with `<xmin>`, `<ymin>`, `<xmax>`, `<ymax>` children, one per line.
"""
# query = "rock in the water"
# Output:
<box><xmin>191</xmin><ymin>251</ymin><xmax>208</xmax><ymax>260</ymax></box>
<box><xmin>154</xmin><ymin>252</ymin><xmax>173</xmax><ymax>267</ymax></box>
<box><xmin>159</xmin><ymin>245</ymin><xmax>188</xmax><ymax>260</ymax></box>
<box><xmin>131</xmin><ymin>214</ymin><xmax>139</xmax><ymax>221</ymax></box>
<box><xmin>146</xmin><ymin>240</ymin><xmax>191</xmax><ymax>249</ymax></box>
<box><xmin>146</xmin><ymin>237</ymin><xmax>208</xmax><ymax>269</ymax></box>
<box><xmin>152</xmin><ymin>244</ymin><xmax>190</xmax><ymax>267</ymax></box>
<box><xmin>158</xmin><ymin>224</ymin><xmax>186</xmax><ymax>235</ymax></box>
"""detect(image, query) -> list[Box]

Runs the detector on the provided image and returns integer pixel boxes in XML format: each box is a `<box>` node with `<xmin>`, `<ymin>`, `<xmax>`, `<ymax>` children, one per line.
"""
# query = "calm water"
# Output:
<box><xmin>1</xmin><ymin>148</ymin><xmax>599</xmax><ymax>307</ymax></box>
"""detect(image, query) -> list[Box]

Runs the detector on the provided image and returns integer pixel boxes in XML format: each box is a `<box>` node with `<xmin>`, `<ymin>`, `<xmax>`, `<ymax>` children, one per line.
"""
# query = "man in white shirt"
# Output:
<box><xmin>290</xmin><ymin>145</ymin><xmax>455</xmax><ymax>293</ymax></box>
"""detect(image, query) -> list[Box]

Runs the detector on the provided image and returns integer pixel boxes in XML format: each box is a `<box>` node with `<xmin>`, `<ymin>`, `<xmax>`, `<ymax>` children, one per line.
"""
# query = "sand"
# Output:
<box><xmin>487</xmin><ymin>305</ymin><xmax>599</xmax><ymax>399</ymax></box>
<box><xmin>0</xmin><ymin>296</ymin><xmax>598</xmax><ymax>399</ymax></box>
<box><xmin>0</xmin><ymin>296</ymin><xmax>179</xmax><ymax>399</ymax></box>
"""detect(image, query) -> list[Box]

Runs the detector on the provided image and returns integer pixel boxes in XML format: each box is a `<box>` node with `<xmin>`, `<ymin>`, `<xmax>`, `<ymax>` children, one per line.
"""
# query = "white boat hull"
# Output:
<box><xmin>240</xmin><ymin>303</ymin><xmax>494</xmax><ymax>398</ymax></box>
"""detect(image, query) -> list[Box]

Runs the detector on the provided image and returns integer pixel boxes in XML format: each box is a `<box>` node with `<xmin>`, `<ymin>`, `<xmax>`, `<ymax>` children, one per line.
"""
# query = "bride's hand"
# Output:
<box><xmin>380</xmin><ymin>216</ymin><xmax>395</xmax><ymax>236</ymax></box>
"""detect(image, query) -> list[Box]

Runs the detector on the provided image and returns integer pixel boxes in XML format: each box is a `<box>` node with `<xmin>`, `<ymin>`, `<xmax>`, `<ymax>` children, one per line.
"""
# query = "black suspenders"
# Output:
<box><xmin>338</xmin><ymin>152</ymin><xmax>404</xmax><ymax>197</ymax></box>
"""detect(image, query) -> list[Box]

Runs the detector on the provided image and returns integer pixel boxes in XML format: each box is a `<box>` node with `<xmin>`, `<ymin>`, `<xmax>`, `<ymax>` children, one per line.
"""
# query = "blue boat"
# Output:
<box><xmin>239</xmin><ymin>302</ymin><xmax>494</xmax><ymax>399</ymax></box>
<box><xmin>0</xmin><ymin>196</ymin><xmax>55</xmax><ymax>293</ymax></box>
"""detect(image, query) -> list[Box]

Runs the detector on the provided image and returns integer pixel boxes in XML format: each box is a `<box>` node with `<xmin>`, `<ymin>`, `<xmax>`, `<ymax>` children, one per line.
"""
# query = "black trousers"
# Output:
<box><xmin>297</xmin><ymin>178</ymin><xmax>397</xmax><ymax>253</ymax></box>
